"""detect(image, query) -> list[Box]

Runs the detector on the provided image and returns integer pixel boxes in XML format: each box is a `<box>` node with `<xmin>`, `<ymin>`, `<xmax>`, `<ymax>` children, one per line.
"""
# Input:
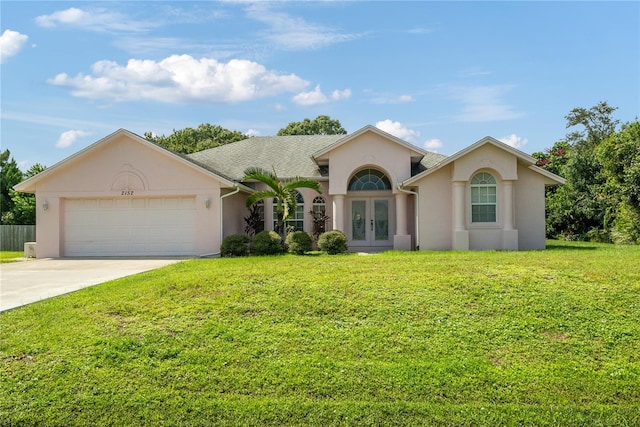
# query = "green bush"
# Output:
<box><xmin>317</xmin><ymin>230</ymin><xmax>347</xmax><ymax>254</ymax></box>
<box><xmin>220</xmin><ymin>234</ymin><xmax>251</xmax><ymax>257</ymax></box>
<box><xmin>252</xmin><ymin>230</ymin><xmax>283</xmax><ymax>255</ymax></box>
<box><xmin>285</xmin><ymin>231</ymin><xmax>313</xmax><ymax>255</ymax></box>
<box><xmin>611</xmin><ymin>203</ymin><xmax>640</xmax><ymax>244</ymax></box>
<box><xmin>585</xmin><ymin>228</ymin><xmax>612</xmax><ymax>243</ymax></box>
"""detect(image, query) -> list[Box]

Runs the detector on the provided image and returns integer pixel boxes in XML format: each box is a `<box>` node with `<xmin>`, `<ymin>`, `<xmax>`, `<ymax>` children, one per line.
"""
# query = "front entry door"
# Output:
<box><xmin>349</xmin><ymin>198</ymin><xmax>392</xmax><ymax>248</ymax></box>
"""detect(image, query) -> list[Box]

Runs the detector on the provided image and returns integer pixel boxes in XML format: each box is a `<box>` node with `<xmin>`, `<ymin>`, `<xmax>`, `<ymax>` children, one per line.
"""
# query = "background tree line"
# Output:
<box><xmin>533</xmin><ymin>101</ymin><xmax>640</xmax><ymax>243</ymax></box>
<box><xmin>144</xmin><ymin>115</ymin><xmax>346</xmax><ymax>155</ymax></box>
<box><xmin>3</xmin><ymin>110</ymin><xmax>638</xmax><ymax>245</ymax></box>
<box><xmin>1</xmin><ymin>150</ymin><xmax>46</xmax><ymax>225</ymax></box>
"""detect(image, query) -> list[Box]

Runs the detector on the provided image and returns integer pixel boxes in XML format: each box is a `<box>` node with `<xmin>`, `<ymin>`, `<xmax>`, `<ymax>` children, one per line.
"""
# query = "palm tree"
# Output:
<box><xmin>243</xmin><ymin>167</ymin><xmax>322</xmax><ymax>241</ymax></box>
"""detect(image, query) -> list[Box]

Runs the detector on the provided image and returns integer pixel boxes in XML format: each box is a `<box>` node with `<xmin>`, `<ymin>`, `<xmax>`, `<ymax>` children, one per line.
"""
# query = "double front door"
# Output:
<box><xmin>349</xmin><ymin>197</ymin><xmax>393</xmax><ymax>247</ymax></box>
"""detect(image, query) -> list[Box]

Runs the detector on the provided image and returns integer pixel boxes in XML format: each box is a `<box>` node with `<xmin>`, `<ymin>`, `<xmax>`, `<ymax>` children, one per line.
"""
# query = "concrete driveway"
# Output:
<box><xmin>0</xmin><ymin>258</ymin><xmax>184</xmax><ymax>312</ymax></box>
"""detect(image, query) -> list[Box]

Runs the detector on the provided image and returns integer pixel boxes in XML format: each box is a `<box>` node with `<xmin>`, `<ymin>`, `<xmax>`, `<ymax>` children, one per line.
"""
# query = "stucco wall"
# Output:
<box><xmin>417</xmin><ymin>164</ymin><xmax>453</xmax><ymax>250</ymax></box>
<box><xmin>326</xmin><ymin>132</ymin><xmax>414</xmax><ymax>195</ymax></box>
<box><xmin>222</xmin><ymin>192</ymin><xmax>247</xmax><ymax>238</ymax></box>
<box><xmin>516</xmin><ymin>164</ymin><xmax>547</xmax><ymax>249</ymax></box>
<box><xmin>467</xmin><ymin>167</ymin><xmax>505</xmax><ymax>251</ymax></box>
<box><xmin>33</xmin><ymin>133</ymin><xmax>226</xmax><ymax>257</ymax></box>
<box><xmin>406</xmin><ymin>194</ymin><xmax>416</xmax><ymax>250</ymax></box>
<box><xmin>452</xmin><ymin>144</ymin><xmax>518</xmax><ymax>181</ymax></box>
<box><xmin>454</xmin><ymin>144</ymin><xmax>517</xmax><ymax>250</ymax></box>
<box><xmin>414</xmin><ymin>142</ymin><xmax>550</xmax><ymax>251</ymax></box>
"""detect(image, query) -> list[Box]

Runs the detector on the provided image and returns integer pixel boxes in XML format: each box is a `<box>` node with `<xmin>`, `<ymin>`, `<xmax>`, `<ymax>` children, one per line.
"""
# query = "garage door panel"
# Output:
<box><xmin>131</xmin><ymin>198</ymin><xmax>146</xmax><ymax>208</ymax></box>
<box><xmin>64</xmin><ymin>197</ymin><xmax>196</xmax><ymax>256</ymax></box>
<box><xmin>163</xmin><ymin>197</ymin><xmax>178</xmax><ymax>208</ymax></box>
<box><xmin>98</xmin><ymin>199</ymin><xmax>113</xmax><ymax>209</ymax></box>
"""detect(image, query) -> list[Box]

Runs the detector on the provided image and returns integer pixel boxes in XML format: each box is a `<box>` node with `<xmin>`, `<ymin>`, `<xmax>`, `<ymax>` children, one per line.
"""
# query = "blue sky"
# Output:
<box><xmin>1</xmin><ymin>1</ymin><xmax>639</xmax><ymax>170</ymax></box>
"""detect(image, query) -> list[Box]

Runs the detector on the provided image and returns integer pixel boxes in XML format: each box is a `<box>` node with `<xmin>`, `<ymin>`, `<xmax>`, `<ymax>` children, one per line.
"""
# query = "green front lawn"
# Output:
<box><xmin>0</xmin><ymin>251</ymin><xmax>24</xmax><ymax>263</ymax></box>
<box><xmin>1</xmin><ymin>241</ymin><xmax>639</xmax><ymax>426</ymax></box>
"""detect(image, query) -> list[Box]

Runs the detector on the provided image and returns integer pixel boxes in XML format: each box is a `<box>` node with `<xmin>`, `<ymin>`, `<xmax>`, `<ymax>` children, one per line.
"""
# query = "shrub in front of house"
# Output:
<box><xmin>220</xmin><ymin>234</ymin><xmax>251</xmax><ymax>257</ymax></box>
<box><xmin>251</xmin><ymin>230</ymin><xmax>284</xmax><ymax>255</ymax></box>
<box><xmin>317</xmin><ymin>230</ymin><xmax>347</xmax><ymax>255</ymax></box>
<box><xmin>285</xmin><ymin>231</ymin><xmax>313</xmax><ymax>255</ymax></box>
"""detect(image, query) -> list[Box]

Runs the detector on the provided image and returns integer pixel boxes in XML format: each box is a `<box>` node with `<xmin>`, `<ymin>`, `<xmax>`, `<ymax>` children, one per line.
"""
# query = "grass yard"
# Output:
<box><xmin>1</xmin><ymin>241</ymin><xmax>639</xmax><ymax>426</ymax></box>
<box><xmin>0</xmin><ymin>251</ymin><xmax>25</xmax><ymax>263</ymax></box>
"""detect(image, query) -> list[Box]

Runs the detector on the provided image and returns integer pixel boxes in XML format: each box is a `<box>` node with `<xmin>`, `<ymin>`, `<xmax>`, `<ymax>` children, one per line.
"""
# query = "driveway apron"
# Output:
<box><xmin>0</xmin><ymin>258</ymin><xmax>183</xmax><ymax>312</ymax></box>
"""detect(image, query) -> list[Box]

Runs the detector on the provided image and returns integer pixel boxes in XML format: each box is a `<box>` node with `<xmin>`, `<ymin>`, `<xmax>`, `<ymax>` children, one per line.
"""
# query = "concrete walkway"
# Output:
<box><xmin>0</xmin><ymin>258</ymin><xmax>184</xmax><ymax>312</ymax></box>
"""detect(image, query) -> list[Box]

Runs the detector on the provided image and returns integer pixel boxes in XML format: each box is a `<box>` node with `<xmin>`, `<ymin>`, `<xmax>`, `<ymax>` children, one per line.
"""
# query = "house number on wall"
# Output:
<box><xmin>121</xmin><ymin>190</ymin><xmax>134</xmax><ymax>196</ymax></box>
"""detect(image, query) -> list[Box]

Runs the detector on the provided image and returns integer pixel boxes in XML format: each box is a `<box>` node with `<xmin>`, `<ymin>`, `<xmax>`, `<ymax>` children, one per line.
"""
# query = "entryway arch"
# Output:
<box><xmin>346</xmin><ymin>167</ymin><xmax>394</xmax><ymax>250</ymax></box>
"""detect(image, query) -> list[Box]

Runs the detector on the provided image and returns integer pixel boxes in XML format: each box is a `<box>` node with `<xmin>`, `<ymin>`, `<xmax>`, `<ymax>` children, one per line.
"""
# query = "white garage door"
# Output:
<box><xmin>64</xmin><ymin>197</ymin><xmax>196</xmax><ymax>256</ymax></box>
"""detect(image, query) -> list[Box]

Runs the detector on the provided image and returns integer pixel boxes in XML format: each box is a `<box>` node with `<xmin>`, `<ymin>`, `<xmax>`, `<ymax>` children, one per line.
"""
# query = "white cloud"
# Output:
<box><xmin>424</xmin><ymin>138</ymin><xmax>443</xmax><ymax>151</ymax></box>
<box><xmin>449</xmin><ymin>85</ymin><xmax>523</xmax><ymax>122</ymax></box>
<box><xmin>331</xmin><ymin>88</ymin><xmax>351</xmax><ymax>101</ymax></box>
<box><xmin>36</xmin><ymin>7</ymin><xmax>89</xmax><ymax>27</ymax></box>
<box><xmin>499</xmin><ymin>134</ymin><xmax>528</xmax><ymax>149</ymax></box>
<box><xmin>292</xmin><ymin>85</ymin><xmax>328</xmax><ymax>106</ymax></box>
<box><xmin>48</xmin><ymin>55</ymin><xmax>309</xmax><ymax>103</ymax></box>
<box><xmin>245</xmin><ymin>3</ymin><xmax>361</xmax><ymax>50</ymax></box>
<box><xmin>35</xmin><ymin>7</ymin><xmax>153</xmax><ymax>33</ymax></box>
<box><xmin>114</xmin><ymin>36</ymin><xmax>239</xmax><ymax>58</ymax></box>
<box><xmin>292</xmin><ymin>85</ymin><xmax>350</xmax><ymax>106</ymax></box>
<box><xmin>0</xmin><ymin>30</ymin><xmax>29</xmax><ymax>63</ymax></box>
<box><xmin>369</xmin><ymin>93</ymin><xmax>414</xmax><ymax>104</ymax></box>
<box><xmin>375</xmin><ymin>120</ymin><xmax>419</xmax><ymax>144</ymax></box>
<box><xmin>56</xmin><ymin>130</ymin><xmax>91</xmax><ymax>148</ymax></box>
<box><xmin>246</xmin><ymin>128</ymin><xmax>260</xmax><ymax>137</ymax></box>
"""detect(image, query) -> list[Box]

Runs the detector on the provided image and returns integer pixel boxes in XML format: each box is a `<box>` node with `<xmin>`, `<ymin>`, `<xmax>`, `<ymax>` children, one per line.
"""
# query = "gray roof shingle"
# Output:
<box><xmin>186</xmin><ymin>134</ymin><xmax>447</xmax><ymax>181</ymax></box>
<box><xmin>187</xmin><ymin>135</ymin><xmax>343</xmax><ymax>180</ymax></box>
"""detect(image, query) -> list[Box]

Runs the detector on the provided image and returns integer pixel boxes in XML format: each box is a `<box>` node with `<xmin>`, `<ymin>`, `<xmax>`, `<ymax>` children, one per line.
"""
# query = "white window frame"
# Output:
<box><xmin>348</xmin><ymin>168</ymin><xmax>392</xmax><ymax>191</ymax></box>
<box><xmin>470</xmin><ymin>172</ymin><xmax>498</xmax><ymax>224</ymax></box>
<box><xmin>312</xmin><ymin>196</ymin><xmax>326</xmax><ymax>217</ymax></box>
<box><xmin>273</xmin><ymin>191</ymin><xmax>305</xmax><ymax>232</ymax></box>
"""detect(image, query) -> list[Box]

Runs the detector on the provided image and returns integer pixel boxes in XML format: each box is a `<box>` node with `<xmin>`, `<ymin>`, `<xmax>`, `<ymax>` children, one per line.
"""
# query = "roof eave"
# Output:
<box><xmin>401</xmin><ymin>136</ymin><xmax>567</xmax><ymax>188</ymax></box>
<box><xmin>528</xmin><ymin>165</ymin><xmax>566</xmax><ymax>185</ymax></box>
<box><xmin>14</xmin><ymin>128</ymin><xmax>249</xmax><ymax>193</ymax></box>
<box><xmin>14</xmin><ymin>129</ymin><xmax>134</xmax><ymax>193</ymax></box>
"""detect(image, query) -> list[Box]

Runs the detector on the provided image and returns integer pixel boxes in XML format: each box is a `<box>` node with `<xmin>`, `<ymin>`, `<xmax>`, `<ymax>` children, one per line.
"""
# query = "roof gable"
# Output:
<box><xmin>312</xmin><ymin>125</ymin><xmax>426</xmax><ymax>163</ymax></box>
<box><xmin>402</xmin><ymin>136</ymin><xmax>566</xmax><ymax>186</ymax></box>
<box><xmin>15</xmin><ymin>129</ymin><xmax>245</xmax><ymax>193</ymax></box>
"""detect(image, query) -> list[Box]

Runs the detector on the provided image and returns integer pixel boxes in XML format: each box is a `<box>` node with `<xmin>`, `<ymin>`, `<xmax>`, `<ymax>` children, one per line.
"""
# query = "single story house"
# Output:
<box><xmin>15</xmin><ymin>125</ymin><xmax>565</xmax><ymax>258</ymax></box>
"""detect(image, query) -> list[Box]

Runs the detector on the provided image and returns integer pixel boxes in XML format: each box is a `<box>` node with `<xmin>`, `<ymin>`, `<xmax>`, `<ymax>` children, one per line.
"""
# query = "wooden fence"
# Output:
<box><xmin>1</xmin><ymin>225</ymin><xmax>36</xmax><ymax>251</ymax></box>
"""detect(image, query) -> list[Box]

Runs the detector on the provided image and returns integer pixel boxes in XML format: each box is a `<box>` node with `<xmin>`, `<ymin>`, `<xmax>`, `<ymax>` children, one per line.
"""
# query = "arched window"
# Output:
<box><xmin>273</xmin><ymin>191</ymin><xmax>305</xmax><ymax>232</ymax></box>
<box><xmin>470</xmin><ymin>172</ymin><xmax>497</xmax><ymax>223</ymax></box>
<box><xmin>348</xmin><ymin>169</ymin><xmax>391</xmax><ymax>191</ymax></box>
<box><xmin>312</xmin><ymin>196</ymin><xmax>326</xmax><ymax>217</ymax></box>
<box><xmin>311</xmin><ymin>196</ymin><xmax>328</xmax><ymax>237</ymax></box>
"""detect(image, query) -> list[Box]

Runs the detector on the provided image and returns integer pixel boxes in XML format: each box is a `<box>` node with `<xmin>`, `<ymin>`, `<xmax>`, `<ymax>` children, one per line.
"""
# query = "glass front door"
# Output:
<box><xmin>349</xmin><ymin>198</ymin><xmax>392</xmax><ymax>247</ymax></box>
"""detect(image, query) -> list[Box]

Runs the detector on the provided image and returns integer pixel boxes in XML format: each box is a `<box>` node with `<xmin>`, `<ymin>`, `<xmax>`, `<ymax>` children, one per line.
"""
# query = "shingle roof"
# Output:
<box><xmin>419</xmin><ymin>151</ymin><xmax>448</xmax><ymax>169</ymax></box>
<box><xmin>187</xmin><ymin>135</ymin><xmax>344</xmax><ymax>180</ymax></box>
<box><xmin>186</xmin><ymin>134</ymin><xmax>447</xmax><ymax>181</ymax></box>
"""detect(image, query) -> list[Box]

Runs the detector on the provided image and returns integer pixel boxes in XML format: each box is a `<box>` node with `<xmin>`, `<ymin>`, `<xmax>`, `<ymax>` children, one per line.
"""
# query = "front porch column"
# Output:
<box><xmin>452</xmin><ymin>181</ymin><xmax>469</xmax><ymax>250</ymax></box>
<box><xmin>395</xmin><ymin>192</ymin><xmax>408</xmax><ymax>235</ymax></box>
<box><xmin>503</xmin><ymin>180</ymin><xmax>514</xmax><ymax>230</ymax></box>
<box><xmin>502</xmin><ymin>180</ymin><xmax>518</xmax><ymax>250</ymax></box>
<box><xmin>393</xmin><ymin>192</ymin><xmax>411</xmax><ymax>250</ymax></box>
<box><xmin>332</xmin><ymin>194</ymin><xmax>345</xmax><ymax>233</ymax></box>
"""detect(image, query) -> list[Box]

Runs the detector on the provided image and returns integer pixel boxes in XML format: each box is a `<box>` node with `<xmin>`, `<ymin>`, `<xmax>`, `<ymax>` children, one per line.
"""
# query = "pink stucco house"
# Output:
<box><xmin>15</xmin><ymin>126</ymin><xmax>565</xmax><ymax>258</ymax></box>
